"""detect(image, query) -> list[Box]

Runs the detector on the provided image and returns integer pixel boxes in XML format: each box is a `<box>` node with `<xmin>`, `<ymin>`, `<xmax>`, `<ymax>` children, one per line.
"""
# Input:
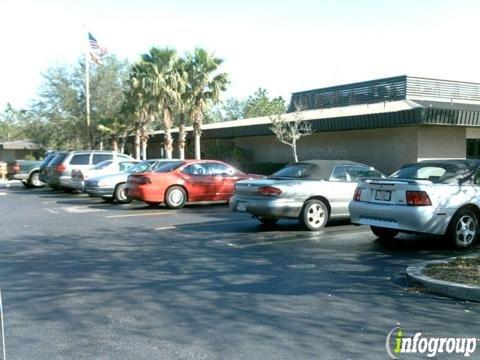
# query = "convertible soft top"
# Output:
<box><xmin>286</xmin><ymin>159</ymin><xmax>362</xmax><ymax>180</ymax></box>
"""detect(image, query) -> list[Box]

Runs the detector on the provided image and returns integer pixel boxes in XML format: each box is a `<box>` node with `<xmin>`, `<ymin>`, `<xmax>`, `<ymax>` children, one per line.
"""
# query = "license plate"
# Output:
<box><xmin>236</xmin><ymin>202</ymin><xmax>247</xmax><ymax>212</ymax></box>
<box><xmin>375</xmin><ymin>190</ymin><xmax>391</xmax><ymax>201</ymax></box>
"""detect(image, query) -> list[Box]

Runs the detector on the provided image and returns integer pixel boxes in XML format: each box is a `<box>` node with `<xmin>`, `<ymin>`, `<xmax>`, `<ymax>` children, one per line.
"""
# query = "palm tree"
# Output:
<box><xmin>127</xmin><ymin>62</ymin><xmax>154</xmax><ymax>159</ymax></box>
<box><xmin>141</xmin><ymin>47</ymin><xmax>185</xmax><ymax>159</ymax></box>
<box><xmin>184</xmin><ymin>48</ymin><xmax>229</xmax><ymax>159</ymax></box>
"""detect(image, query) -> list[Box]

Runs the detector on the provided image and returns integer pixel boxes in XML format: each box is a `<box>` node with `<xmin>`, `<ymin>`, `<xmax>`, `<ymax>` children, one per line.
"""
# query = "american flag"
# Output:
<box><xmin>88</xmin><ymin>32</ymin><xmax>107</xmax><ymax>64</ymax></box>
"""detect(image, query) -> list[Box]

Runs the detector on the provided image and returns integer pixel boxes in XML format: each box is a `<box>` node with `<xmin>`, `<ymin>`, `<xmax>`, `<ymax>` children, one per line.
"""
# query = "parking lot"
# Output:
<box><xmin>1</xmin><ymin>184</ymin><xmax>480</xmax><ymax>359</ymax></box>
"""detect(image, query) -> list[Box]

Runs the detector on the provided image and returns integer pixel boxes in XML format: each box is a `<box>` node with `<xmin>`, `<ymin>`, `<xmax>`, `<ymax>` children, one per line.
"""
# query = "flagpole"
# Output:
<box><xmin>85</xmin><ymin>29</ymin><xmax>92</xmax><ymax>149</ymax></box>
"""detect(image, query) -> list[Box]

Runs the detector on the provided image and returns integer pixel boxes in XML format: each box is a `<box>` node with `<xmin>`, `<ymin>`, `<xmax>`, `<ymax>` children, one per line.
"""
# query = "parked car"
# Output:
<box><xmin>38</xmin><ymin>151</ymin><xmax>58</xmax><ymax>183</ymax></box>
<box><xmin>349</xmin><ymin>159</ymin><xmax>480</xmax><ymax>249</ymax></box>
<box><xmin>46</xmin><ymin>150</ymin><xmax>133</xmax><ymax>191</ymax></box>
<box><xmin>126</xmin><ymin>160</ymin><xmax>260</xmax><ymax>208</ymax></box>
<box><xmin>230</xmin><ymin>160</ymin><xmax>385</xmax><ymax>230</ymax></box>
<box><xmin>7</xmin><ymin>158</ymin><xmax>44</xmax><ymax>188</ymax></box>
<box><xmin>85</xmin><ymin>159</ymin><xmax>175</xmax><ymax>203</ymax></box>
<box><xmin>70</xmin><ymin>160</ymin><xmax>139</xmax><ymax>192</ymax></box>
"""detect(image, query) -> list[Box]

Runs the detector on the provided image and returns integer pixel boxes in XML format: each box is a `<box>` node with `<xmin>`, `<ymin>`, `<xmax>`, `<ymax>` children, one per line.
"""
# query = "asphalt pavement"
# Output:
<box><xmin>0</xmin><ymin>186</ymin><xmax>479</xmax><ymax>359</ymax></box>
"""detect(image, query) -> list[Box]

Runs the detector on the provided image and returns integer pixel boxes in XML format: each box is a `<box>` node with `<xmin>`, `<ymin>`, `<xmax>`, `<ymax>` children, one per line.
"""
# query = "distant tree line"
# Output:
<box><xmin>0</xmin><ymin>47</ymin><xmax>287</xmax><ymax>160</ymax></box>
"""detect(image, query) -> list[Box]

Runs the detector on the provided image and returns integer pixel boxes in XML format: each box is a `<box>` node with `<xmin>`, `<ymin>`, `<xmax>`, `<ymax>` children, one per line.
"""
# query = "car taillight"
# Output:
<box><xmin>406</xmin><ymin>191</ymin><xmax>431</xmax><ymax>206</ymax></box>
<box><xmin>12</xmin><ymin>163</ymin><xmax>20</xmax><ymax>173</ymax></box>
<box><xmin>257</xmin><ymin>186</ymin><xmax>282</xmax><ymax>196</ymax></box>
<box><xmin>56</xmin><ymin>164</ymin><xmax>66</xmax><ymax>173</ymax></box>
<box><xmin>138</xmin><ymin>176</ymin><xmax>152</xmax><ymax>185</ymax></box>
<box><xmin>353</xmin><ymin>187</ymin><xmax>363</xmax><ymax>201</ymax></box>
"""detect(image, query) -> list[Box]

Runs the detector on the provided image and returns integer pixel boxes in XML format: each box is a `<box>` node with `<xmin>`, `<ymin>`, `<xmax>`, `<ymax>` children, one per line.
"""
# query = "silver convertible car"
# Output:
<box><xmin>230</xmin><ymin>160</ymin><xmax>384</xmax><ymax>230</ymax></box>
<box><xmin>85</xmin><ymin>160</ymin><xmax>160</xmax><ymax>203</ymax></box>
<box><xmin>349</xmin><ymin>159</ymin><xmax>480</xmax><ymax>249</ymax></box>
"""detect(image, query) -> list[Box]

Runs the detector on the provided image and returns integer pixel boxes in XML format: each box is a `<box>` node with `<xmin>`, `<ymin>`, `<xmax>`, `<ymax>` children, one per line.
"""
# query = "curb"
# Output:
<box><xmin>407</xmin><ymin>257</ymin><xmax>480</xmax><ymax>303</ymax></box>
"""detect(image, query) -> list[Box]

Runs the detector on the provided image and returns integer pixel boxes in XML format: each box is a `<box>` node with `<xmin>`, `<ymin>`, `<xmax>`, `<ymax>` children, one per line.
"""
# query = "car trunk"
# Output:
<box><xmin>234</xmin><ymin>179</ymin><xmax>287</xmax><ymax>196</ymax></box>
<box><xmin>360</xmin><ymin>179</ymin><xmax>435</xmax><ymax>205</ymax></box>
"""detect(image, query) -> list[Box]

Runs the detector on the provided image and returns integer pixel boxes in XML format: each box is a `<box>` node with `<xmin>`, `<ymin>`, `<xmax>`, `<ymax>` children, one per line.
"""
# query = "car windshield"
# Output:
<box><xmin>270</xmin><ymin>164</ymin><xmax>313</xmax><ymax>178</ymax></box>
<box><xmin>391</xmin><ymin>163</ymin><xmax>474</xmax><ymax>184</ymax></box>
<box><xmin>128</xmin><ymin>161</ymin><xmax>154</xmax><ymax>173</ymax></box>
<box><xmin>93</xmin><ymin>160</ymin><xmax>113</xmax><ymax>170</ymax></box>
<box><xmin>154</xmin><ymin>161</ymin><xmax>184</xmax><ymax>173</ymax></box>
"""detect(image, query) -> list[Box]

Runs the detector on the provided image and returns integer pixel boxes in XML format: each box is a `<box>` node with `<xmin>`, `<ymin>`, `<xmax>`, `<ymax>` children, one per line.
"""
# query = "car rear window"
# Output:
<box><xmin>271</xmin><ymin>164</ymin><xmax>313</xmax><ymax>178</ymax></box>
<box><xmin>48</xmin><ymin>153</ymin><xmax>68</xmax><ymax>166</ymax></box>
<box><xmin>391</xmin><ymin>164</ymin><xmax>473</xmax><ymax>184</ymax></box>
<box><xmin>70</xmin><ymin>154</ymin><xmax>90</xmax><ymax>165</ymax></box>
<box><xmin>154</xmin><ymin>161</ymin><xmax>184</xmax><ymax>173</ymax></box>
<box><xmin>129</xmin><ymin>161</ymin><xmax>154</xmax><ymax>173</ymax></box>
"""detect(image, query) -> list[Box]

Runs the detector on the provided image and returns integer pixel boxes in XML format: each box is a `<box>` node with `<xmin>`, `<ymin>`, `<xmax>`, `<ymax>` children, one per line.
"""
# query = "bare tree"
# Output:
<box><xmin>270</xmin><ymin>110</ymin><xmax>312</xmax><ymax>162</ymax></box>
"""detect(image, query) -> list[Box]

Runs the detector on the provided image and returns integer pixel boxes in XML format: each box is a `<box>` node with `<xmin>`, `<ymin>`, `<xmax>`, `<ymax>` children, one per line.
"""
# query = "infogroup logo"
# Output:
<box><xmin>385</xmin><ymin>327</ymin><xmax>478</xmax><ymax>359</ymax></box>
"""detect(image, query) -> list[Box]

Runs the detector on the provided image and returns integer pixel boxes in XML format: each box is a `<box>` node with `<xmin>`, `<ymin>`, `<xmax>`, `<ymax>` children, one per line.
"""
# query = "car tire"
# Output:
<box><xmin>114</xmin><ymin>183</ymin><xmax>131</xmax><ymax>204</ymax></box>
<box><xmin>102</xmin><ymin>197</ymin><xmax>114</xmax><ymax>203</ymax></box>
<box><xmin>165</xmin><ymin>186</ymin><xmax>187</xmax><ymax>209</ymax></box>
<box><xmin>21</xmin><ymin>180</ymin><xmax>32</xmax><ymax>188</ymax></box>
<box><xmin>258</xmin><ymin>217</ymin><xmax>279</xmax><ymax>226</ymax></box>
<box><xmin>300</xmin><ymin>199</ymin><xmax>329</xmax><ymax>231</ymax></box>
<box><xmin>28</xmin><ymin>171</ymin><xmax>44</xmax><ymax>188</ymax></box>
<box><xmin>371</xmin><ymin>226</ymin><xmax>398</xmax><ymax>239</ymax></box>
<box><xmin>447</xmin><ymin>208</ymin><xmax>478</xmax><ymax>249</ymax></box>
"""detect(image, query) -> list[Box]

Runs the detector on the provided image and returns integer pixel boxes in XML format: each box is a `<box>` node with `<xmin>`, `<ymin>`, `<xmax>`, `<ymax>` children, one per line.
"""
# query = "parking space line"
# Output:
<box><xmin>105</xmin><ymin>212</ymin><xmax>173</xmax><ymax>218</ymax></box>
<box><xmin>43</xmin><ymin>208</ymin><xmax>59</xmax><ymax>214</ymax></box>
<box><xmin>227</xmin><ymin>230</ymin><xmax>373</xmax><ymax>248</ymax></box>
<box><xmin>154</xmin><ymin>226</ymin><xmax>176</xmax><ymax>231</ymax></box>
<box><xmin>0</xmin><ymin>193</ymin><xmax>6</xmax><ymax>196</ymax></box>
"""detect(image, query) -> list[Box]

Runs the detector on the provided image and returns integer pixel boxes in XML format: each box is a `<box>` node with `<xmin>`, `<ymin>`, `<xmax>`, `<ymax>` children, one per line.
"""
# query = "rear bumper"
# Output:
<box><xmin>229</xmin><ymin>195</ymin><xmax>303</xmax><ymax>218</ymax></box>
<box><xmin>349</xmin><ymin>201</ymin><xmax>455</xmax><ymax>235</ymax></box>
<box><xmin>69</xmin><ymin>180</ymin><xmax>85</xmax><ymax>192</ymax></box>
<box><xmin>85</xmin><ymin>187</ymin><xmax>114</xmax><ymax>198</ymax></box>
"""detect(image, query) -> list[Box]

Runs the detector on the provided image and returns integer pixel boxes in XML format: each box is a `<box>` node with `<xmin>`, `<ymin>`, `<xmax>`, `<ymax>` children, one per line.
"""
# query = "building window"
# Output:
<box><xmin>467</xmin><ymin>139</ymin><xmax>480</xmax><ymax>159</ymax></box>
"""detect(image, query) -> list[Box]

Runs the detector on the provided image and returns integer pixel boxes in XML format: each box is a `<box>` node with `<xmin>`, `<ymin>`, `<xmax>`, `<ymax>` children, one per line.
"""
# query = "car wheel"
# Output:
<box><xmin>114</xmin><ymin>183</ymin><xmax>131</xmax><ymax>204</ymax></box>
<box><xmin>300</xmin><ymin>199</ymin><xmax>329</xmax><ymax>231</ymax></box>
<box><xmin>447</xmin><ymin>208</ymin><xmax>478</xmax><ymax>249</ymax></box>
<box><xmin>371</xmin><ymin>226</ymin><xmax>398</xmax><ymax>239</ymax></box>
<box><xmin>21</xmin><ymin>180</ymin><xmax>32</xmax><ymax>188</ymax></box>
<box><xmin>146</xmin><ymin>201</ymin><xmax>160</xmax><ymax>208</ymax></box>
<box><xmin>102</xmin><ymin>197</ymin><xmax>114</xmax><ymax>203</ymax></box>
<box><xmin>258</xmin><ymin>217</ymin><xmax>279</xmax><ymax>226</ymax></box>
<box><xmin>165</xmin><ymin>186</ymin><xmax>187</xmax><ymax>209</ymax></box>
<box><xmin>28</xmin><ymin>171</ymin><xmax>44</xmax><ymax>188</ymax></box>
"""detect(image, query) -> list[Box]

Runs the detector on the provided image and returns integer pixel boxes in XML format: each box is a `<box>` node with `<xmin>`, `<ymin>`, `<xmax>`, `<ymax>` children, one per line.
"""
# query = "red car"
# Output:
<box><xmin>126</xmin><ymin>160</ymin><xmax>259</xmax><ymax>209</ymax></box>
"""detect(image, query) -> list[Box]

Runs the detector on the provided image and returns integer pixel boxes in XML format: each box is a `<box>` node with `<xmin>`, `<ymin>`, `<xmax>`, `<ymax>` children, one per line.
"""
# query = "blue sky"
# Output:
<box><xmin>1</xmin><ymin>0</ymin><xmax>479</xmax><ymax>110</ymax></box>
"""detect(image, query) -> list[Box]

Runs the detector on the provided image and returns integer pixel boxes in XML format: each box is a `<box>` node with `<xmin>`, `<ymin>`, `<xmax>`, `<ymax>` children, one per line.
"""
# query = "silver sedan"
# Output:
<box><xmin>230</xmin><ymin>160</ymin><xmax>384</xmax><ymax>230</ymax></box>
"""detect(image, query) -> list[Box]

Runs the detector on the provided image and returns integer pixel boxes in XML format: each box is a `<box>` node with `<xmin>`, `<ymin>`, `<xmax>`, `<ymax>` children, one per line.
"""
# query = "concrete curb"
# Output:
<box><xmin>407</xmin><ymin>256</ymin><xmax>480</xmax><ymax>303</ymax></box>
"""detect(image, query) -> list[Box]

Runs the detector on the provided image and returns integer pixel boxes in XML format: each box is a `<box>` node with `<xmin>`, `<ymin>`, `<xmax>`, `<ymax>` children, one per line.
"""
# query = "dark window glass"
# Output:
<box><xmin>49</xmin><ymin>153</ymin><xmax>68</xmax><ymax>166</ymax></box>
<box><xmin>40</xmin><ymin>153</ymin><xmax>56</xmax><ymax>167</ymax></box>
<box><xmin>330</xmin><ymin>166</ymin><xmax>347</xmax><ymax>181</ymax></box>
<box><xmin>271</xmin><ymin>164</ymin><xmax>312</xmax><ymax>178</ymax></box>
<box><xmin>208</xmin><ymin>162</ymin><xmax>236</xmax><ymax>176</ymax></box>
<box><xmin>129</xmin><ymin>161</ymin><xmax>154</xmax><ymax>173</ymax></box>
<box><xmin>391</xmin><ymin>163</ymin><xmax>475</xmax><ymax>184</ymax></box>
<box><xmin>92</xmin><ymin>154</ymin><xmax>113</xmax><ymax>164</ymax></box>
<box><xmin>93</xmin><ymin>160</ymin><xmax>113</xmax><ymax>170</ymax></box>
<box><xmin>182</xmin><ymin>163</ymin><xmax>211</xmax><ymax>175</ymax></box>
<box><xmin>344</xmin><ymin>165</ymin><xmax>384</xmax><ymax>182</ymax></box>
<box><xmin>154</xmin><ymin>161</ymin><xmax>184</xmax><ymax>173</ymax></box>
<box><xmin>119</xmin><ymin>162</ymin><xmax>137</xmax><ymax>172</ymax></box>
<box><xmin>70</xmin><ymin>154</ymin><xmax>90</xmax><ymax>165</ymax></box>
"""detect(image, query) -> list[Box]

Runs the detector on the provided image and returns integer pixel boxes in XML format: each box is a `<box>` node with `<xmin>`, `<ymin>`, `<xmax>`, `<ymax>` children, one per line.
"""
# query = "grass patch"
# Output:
<box><xmin>424</xmin><ymin>256</ymin><xmax>480</xmax><ymax>286</ymax></box>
